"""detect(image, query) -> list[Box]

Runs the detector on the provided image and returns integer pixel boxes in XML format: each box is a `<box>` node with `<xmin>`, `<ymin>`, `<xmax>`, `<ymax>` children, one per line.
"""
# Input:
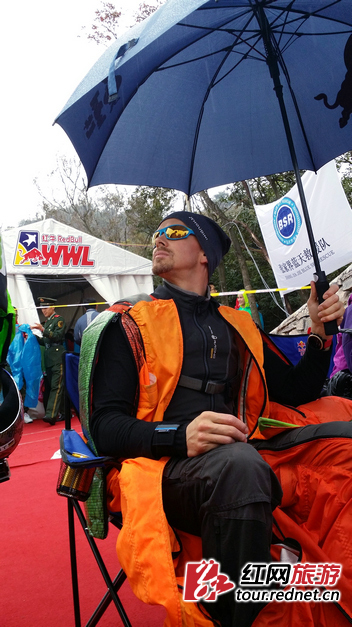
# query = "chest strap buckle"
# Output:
<box><xmin>178</xmin><ymin>374</ymin><xmax>226</xmax><ymax>395</ymax></box>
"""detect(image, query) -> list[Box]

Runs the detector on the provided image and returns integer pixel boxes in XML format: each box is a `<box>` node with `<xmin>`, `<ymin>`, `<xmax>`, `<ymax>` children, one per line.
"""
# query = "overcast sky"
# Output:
<box><xmin>1</xmin><ymin>0</ymin><xmax>145</xmax><ymax>230</ymax></box>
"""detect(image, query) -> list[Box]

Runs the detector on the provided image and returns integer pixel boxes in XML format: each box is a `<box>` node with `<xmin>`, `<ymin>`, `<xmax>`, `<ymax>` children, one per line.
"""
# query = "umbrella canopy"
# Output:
<box><xmin>55</xmin><ymin>0</ymin><xmax>352</xmax><ymax>197</ymax></box>
<box><xmin>55</xmin><ymin>0</ymin><xmax>352</xmax><ymax>334</ymax></box>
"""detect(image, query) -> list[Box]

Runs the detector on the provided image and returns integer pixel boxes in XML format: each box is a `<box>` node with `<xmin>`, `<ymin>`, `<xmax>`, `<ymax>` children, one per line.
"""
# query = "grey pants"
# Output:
<box><xmin>162</xmin><ymin>442</ymin><xmax>282</xmax><ymax>627</ymax></box>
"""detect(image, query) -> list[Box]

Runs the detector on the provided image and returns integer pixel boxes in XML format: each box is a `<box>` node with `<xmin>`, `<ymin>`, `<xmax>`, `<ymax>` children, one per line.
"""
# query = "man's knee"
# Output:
<box><xmin>200</xmin><ymin>443</ymin><xmax>282</xmax><ymax>511</ymax></box>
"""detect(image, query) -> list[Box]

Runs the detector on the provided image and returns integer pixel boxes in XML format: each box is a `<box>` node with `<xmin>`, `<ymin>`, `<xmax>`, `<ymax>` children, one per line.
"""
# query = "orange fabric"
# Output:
<box><xmin>106</xmin><ymin>301</ymin><xmax>268</xmax><ymax>626</ymax></box>
<box><xmin>270</xmin><ymin>395</ymin><xmax>352</xmax><ymax>428</ymax></box>
<box><xmin>107</xmin><ymin>463</ymin><xmax>211</xmax><ymax>626</ymax></box>
<box><xmin>128</xmin><ymin>299</ymin><xmax>184</xmax><ymax>423</ymax></box>
<box><xmin>253</xmin><ymin>437</ymin><xmax>352</xmax><ymax>626</ymax></box>
<box><xmin>218</xmin><ymin>307</ymin><xmax>270</xmax><ymax>434</ymax></box>
<box><xmin>253</xmin><ymin>593</ymin><xmax>352</xmax><ymax>627</ymax></box>
<box><xmin>251</xmin><ymin>395</ymin><xmax>352</xmax><ymax>440</ymax></box>
<box><xmin>107</xmin><ymin>458</ymin><xmax>183</xmax><ymax>623</ymax></box>
<box><xmin>104</xmin><ymin>299</ymin><xmax>352</xmax><ymax>626</ymax></box>
<box><xmin>130</xmin><ymin>302</ymin><xmax>270</xmax><ymax>430</ymax></box>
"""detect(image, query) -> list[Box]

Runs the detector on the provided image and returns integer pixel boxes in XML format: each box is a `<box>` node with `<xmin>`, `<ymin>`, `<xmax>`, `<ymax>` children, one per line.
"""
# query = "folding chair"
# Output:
<box><xmin>57</xmin><ymin>352</ymin><xmax>132</xmax><ymax>627</ymax></box>
<box><xmin>58</xmin><ymin>334</ymin><xmax>335</xmax><ymax>626</ymax></box>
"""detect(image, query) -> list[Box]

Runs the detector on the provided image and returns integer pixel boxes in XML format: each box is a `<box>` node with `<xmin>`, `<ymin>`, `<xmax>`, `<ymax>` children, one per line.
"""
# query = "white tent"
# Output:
<box><xmin>3</xmin><ymin>218</ymin><xmax>153</xmax><ymax>325</ymax></box>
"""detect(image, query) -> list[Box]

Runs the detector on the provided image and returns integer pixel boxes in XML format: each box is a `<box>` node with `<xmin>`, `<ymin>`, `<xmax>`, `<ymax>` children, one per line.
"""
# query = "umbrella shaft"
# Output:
<box><xmin>255</xmin><ymin>4</ymin><xmax>338</xmax><ymax>334</ymax></box>
<box><xmin>292</xmin><ymin>160</ymin><xmax>322</xmax><ymax>275</ymax></box>
<box><xmin>255</xmin><ymin>3</ymin><xmax>322</xmax><ymax>275</ymax></box>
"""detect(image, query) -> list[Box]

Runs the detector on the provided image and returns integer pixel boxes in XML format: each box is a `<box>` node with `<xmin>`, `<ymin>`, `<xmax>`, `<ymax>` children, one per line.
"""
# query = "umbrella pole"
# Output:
<box><xmin>257</xmin><ymin>5</ymin><xmax>338</xmax><ymax>334</ymax></box>
<box><xmin>272</xmin><ymin>87</ymin><xmax>338</xmax><ymax>335</ymax></box>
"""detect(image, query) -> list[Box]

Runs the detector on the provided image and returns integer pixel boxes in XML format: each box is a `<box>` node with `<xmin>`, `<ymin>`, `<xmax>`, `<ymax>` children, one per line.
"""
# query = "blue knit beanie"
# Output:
<box><xmin>158</xmin><ymin>212</ymin><xmax>231</xmax><ymax>278</ymax></box>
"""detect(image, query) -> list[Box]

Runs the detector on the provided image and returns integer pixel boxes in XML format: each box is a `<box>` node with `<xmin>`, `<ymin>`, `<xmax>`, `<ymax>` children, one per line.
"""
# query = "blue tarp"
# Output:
<box><xmin>7</xmin><ymin>324</ymin><xmax>42</xmax><ymax>407</ymax></box>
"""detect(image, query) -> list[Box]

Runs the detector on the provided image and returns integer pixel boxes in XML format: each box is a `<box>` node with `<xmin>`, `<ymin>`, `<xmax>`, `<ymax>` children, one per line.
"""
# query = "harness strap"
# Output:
<box><xmin>178</xmin><ymin>374</ymin><xmax>226</xmax><ymax>395</ymax></box>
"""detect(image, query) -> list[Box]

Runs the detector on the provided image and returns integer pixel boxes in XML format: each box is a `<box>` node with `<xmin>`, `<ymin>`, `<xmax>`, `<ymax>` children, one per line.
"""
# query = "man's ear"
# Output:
<box><xmin>200</xmin><ymin>250</ymin><xmax>208</xmax><ymax>266</ymax></box>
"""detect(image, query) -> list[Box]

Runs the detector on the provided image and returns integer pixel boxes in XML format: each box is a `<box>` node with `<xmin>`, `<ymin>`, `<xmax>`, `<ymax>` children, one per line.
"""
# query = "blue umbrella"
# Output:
<box><xmin>55</xmin><ymin>0</ymin><xmax>352</xmax><ymax>332</ymax></box>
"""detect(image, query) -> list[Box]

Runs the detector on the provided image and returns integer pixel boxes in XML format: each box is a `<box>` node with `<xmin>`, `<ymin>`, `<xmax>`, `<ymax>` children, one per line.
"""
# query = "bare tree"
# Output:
<box><xmin>82</xmin><ymin>1</ymin><xmax>165</xmax><ymax>46</ymax></box>
<box><xmin>197</xmin><ymin>190</ymin><xmax>262</xmax><ymax>326</ymax></box>
<box><xmin>85</xmin><ymin>2</ymin><xmax>122</xmax><ymax>45</ymax></box>
<box><xmin>134</xmin><ymin>1</ymin><xmax>164</xmax><ymax>23</ymax></box>
<box><xmin>34</xmin><ymin>156</ymin><xmax>126</xmax><ymax>241</ymax></box>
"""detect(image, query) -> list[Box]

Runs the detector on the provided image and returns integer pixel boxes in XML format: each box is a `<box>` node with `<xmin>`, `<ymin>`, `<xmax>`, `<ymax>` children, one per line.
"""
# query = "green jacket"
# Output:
<box><xmin>38</xmin><ymin>312</ymin><xmax>66</xmax><ymax>368</ymax></box>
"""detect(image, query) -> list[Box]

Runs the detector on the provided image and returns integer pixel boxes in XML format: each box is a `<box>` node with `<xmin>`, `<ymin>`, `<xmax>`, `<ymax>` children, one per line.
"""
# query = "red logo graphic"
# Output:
<box><xmin>14</xmin><ymin>230</ymin><xmax>95</xmax><ymax>268</ymax></box>
<box><xmin>183</xmin><ymin>560</ymin><xmax>235</xmax><ymax>602</ymax></box>
<box><xmin>19</xmin><ymin>247</ymin><xmax>46</xmax><ymax>264</ymax></box>
<box><xmin>290</xmin><ymin>563</ymin><xmax>342</xmax><ymax>586</ymax></box>
<box><xmin>297</xmin><ymin>340</ymin><xmax>306</xmax><ymax>357</ymax></box>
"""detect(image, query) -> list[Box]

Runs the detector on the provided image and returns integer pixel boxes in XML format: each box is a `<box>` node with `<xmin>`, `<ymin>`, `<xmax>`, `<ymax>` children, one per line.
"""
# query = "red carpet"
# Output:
<box><xmin>1</xmin><ymin>418</ymin><xmax>166</xmax><ymax>626</ymax></box>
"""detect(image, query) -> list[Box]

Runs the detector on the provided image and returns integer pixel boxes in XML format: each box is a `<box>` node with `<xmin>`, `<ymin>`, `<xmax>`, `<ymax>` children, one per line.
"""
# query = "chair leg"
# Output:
<box><xmin>72</xmin><ymin>500</ymin><xmax>132</xmax><ymax>627</ymax></box>
<box><xmin>68</xmin><ymin>499</ymin><xmax>82</xmax><ymax>627</ymax></box>
<box><xmin>85</xmin><ymin>570</ymin><xmax>128</xmax><ymax>627</ymax></box>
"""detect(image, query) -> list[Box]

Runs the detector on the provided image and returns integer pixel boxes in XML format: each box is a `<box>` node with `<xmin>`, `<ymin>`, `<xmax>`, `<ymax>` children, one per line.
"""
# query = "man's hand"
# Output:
<box><xmin>31</xmin><ymin>323</ymin><xmax>44</xmax><ymax>333</ymax></box>
<box><xmin>186</xmin><ymin>411</ymin><xmax>248</xmax><ymax>457</ymax></box>
<box><xmin>308</xmin><ymin>281</ymin><xmax>345</xmax><ymax>339</ymax></box>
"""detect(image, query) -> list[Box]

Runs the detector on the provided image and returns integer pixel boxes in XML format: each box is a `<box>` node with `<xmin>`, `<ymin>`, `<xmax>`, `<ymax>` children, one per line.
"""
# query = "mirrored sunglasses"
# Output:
<box><xmin>152</xmin><ymin>224</ymin><xmax>195</xmax><ymax>246</ymax></box>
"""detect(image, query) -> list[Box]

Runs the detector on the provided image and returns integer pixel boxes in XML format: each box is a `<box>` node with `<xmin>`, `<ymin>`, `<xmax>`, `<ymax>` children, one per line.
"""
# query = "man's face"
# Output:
<box><xmin>42</xmin><ymin>306</ymin><xmax>55</xmax><ymax>318</ymax></box>
<box><xmin>152</xmin><ymin>219</ymin><xmax>206</xmax><ymax>279</ymax></box>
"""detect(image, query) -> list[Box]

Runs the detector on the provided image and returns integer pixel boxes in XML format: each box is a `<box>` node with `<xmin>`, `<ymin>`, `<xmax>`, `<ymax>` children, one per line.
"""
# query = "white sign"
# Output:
<box><xmin>254</xmin><ymin>161</ymin><xmax>352</xmax><ymax>291</ymax></box>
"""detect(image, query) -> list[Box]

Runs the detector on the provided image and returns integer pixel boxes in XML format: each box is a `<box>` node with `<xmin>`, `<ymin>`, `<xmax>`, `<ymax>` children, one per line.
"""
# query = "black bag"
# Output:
<box><xmin>325</xmin><ymin>369</ymin><xmax>352</xmax><ymax>401</ymax></box>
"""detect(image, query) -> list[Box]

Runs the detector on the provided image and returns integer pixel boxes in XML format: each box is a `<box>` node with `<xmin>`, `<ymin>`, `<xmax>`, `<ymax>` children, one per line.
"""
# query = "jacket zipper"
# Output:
<box><xmin>193</xmin><ymin>305</ymin><xmax>214</xmax><ymax>411</ymax></box>
<box><xmin>278</xmin><ymin>403</ymin><xmax>306</xmax><ymax>418</ymax></box>
<box><xmin>220</xmin><ymin>315</ymin><xmax>268</xmax><ymax>436</ymax></box>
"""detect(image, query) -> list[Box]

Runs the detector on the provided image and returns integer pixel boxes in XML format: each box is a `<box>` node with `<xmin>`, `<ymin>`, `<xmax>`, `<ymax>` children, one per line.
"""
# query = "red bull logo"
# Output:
<box><xmin>19</xmin><ymin>247</ymin><xmax>46</xmax><ymax>264</ymax></box>
<box><xmin>297</xmin><ymin>340</ymin><xmax>306</xmax><ymax>357</ymax></box>
<box><xmin>14</xmin><ymin>230</ymin><xmax>95</xmax><ymax>268</ymax></box>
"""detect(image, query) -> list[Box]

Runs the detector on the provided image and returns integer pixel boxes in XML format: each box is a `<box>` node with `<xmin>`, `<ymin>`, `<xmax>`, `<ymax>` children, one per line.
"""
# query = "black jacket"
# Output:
<box><xmin>91</xmin><ymin>281</ymin><xmax>331</xmax><ymax>459</ymax></box>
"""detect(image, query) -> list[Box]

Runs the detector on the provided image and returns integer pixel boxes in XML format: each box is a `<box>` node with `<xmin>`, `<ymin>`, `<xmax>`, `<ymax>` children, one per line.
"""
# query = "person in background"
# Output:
<box><xmin>74</xmin><ymin>299</ymin><xmax>99</xmax><ymax>349</ymax></box>
<box><xmin>326</xmin><ymin>292</ymin><xmax>352</xmax><ymax>400</ymax></box>
<box><xmin>31</xmin><ymin>297</ymin><xmax>66</xmax><ymax>426</ymax></box>
<box><xmin>236</xmin><ymin>289</ymin><xmax>264</xmax><ymax>329</ymax></box>
<box><xmin>7</xmin><ymin>310</ymin><xmax>33</xmax><ymax>423</ymax></box>
<box><xmin>64</xmin><ymin>328</ymin><xmax>75</xmax><ymax>352</ymax></box>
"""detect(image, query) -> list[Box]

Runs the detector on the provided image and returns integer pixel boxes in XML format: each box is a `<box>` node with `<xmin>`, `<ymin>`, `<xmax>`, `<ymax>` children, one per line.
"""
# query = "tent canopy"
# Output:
<box><xmin>3</xmin><ymin>219</ymin><xmax>153</xmax><ymax>325</ymax></box>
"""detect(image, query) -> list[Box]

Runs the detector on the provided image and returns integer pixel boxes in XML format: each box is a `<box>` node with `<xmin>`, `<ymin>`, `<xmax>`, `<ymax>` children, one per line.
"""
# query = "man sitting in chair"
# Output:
<box><xmin>86</xmin><ymin>212</ymin><xmax>352</xmax><ymax>627</ymax></box>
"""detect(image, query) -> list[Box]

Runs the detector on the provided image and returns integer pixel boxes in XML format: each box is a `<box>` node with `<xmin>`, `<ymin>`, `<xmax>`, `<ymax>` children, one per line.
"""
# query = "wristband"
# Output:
<box><xmin>152</xmin><ymin>424</ymin><xmax>180</xmax><ymax>455</ymax></box>
<box><xmin>307</xmin><ymin>331</ymin><xmax>333</xmax><ymax>351</ymax></box>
